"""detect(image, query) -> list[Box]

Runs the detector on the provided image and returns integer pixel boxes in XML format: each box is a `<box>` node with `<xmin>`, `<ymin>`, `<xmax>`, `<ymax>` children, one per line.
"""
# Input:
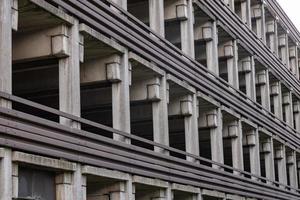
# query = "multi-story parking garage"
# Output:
<box><xmin>1</xmin><ymin>0</ymin><xmax>300</xmax><ymax>199</ymax></box>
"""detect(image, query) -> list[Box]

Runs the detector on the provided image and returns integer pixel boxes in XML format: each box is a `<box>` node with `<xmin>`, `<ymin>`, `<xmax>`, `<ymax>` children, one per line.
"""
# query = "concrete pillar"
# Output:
<box><xmin>223</xmin><ymin>119</ymin><xmax>244</xmax><ymax>173</ymax></box>
<box><xmin>111</xmin><ymin>0</ymin><xmax>127</xmax><ymax>10</ymax></box>
<box><xmin>260</xmin><ymin>137</ymin><xmax>275</xmax><ymax>184</ymax></box>
<box><xmin>12</xmin><ymin>163</ymin><xmax>18</xmax><ymax>199</ymax></box>
<box><xmin>243</xmin><ymin>129</ymin><xmax>261</xmax><ymax>179</ymax></box>
<box><xmin>181</xmin><ymin>0</ymin><xmax>195</xmax><ymax>58</ymax></box>
<box><xmin>0</xmin><ymin>0</ymin><xmax>12</xmax><ymax>108</ymax></box>
<box><xmin>240</xmin><ymin>0</ymin><xmax>251</xmax><ymax>27</ymax></box>
<box><xmin>195</xmin><ymin>20</ymin><xmax>219</xmax><ymax>74</ymax></box>
<box><xmin>274</xmin><ymin>144</ymin><xmax>287</xmax><ymax>187</ymax></box>
<box><xmin>289</xmin><ymin>46</ymin><xmax>299</xmax><ymax>77</ymax></box>
<box><xmin>56</xmin><ymin>173</ymin><xmax>73</xmax><ymax>200</ymax></box>
<box><xmin>184</xmin><ymin>94</ymin><xmax>200</xmax><ymax>161</ymax></box>
<box><xmin>73</xmin><ymin>164</ymin><xmax>86</xmax><ymax>200</ymax></box>
<box><xmin>0</xmin><ymin>148</ymin><xmax>12</xmax><ymax>200</ymax></box>
<box><xmin>211</xmin><ymin>108</ymin><xmax>224</xmax><ymax>168</ymax></box>
<box><xmin>266</xmin><ymin>20</ymin><xmax>278</xmax><ymax>55</ymax></box>
<box><xmin>199</xmin><ymin>106</ymin><xmax>224</xmax><ymax>168</ymax></box>
<box><xmin>239</xmin><ymin>56</ymin><xmax>256</xmax><ymax>100</ymax></box>
<box><xmin>149</xmin><ymin>0</ymin><xmax>165</xmax><ymax>36</ymax></box>
<box><xmin>256</xmin><ymin>69</ymin><xmax>271</xmax><ymax>110</ymax></box>
<box><xmin>59</xmin><ymin>20</ymin><xmax>81</xmax><ymax>128</ymax></box>
<box><xmin>282</xmin><ymin>91</ymin><xmax>294</xmax><ymax>127</ymax></box>
<box><xmin>270</xmin><ymin>81</ymin><xmax>283</xmax><ymax>119</ymax></box>
<box><xmin>293</xmin><ymin>101</ymin><xmax>300</xmax><ymax>132</ymax></box>
<box><xmin>153</xmin><ymin>75</ymin><xmax>169</xmax><ymax>153</ymax></box>
<box><xmin>251</xmin><ymin>3</ymin><xmax>266</xmax><ymax>42</ymax></box>
<box><xmin>278</xmin><ymin>34</ymin><xmax>289</xmax><ymax>68</ymax></box>
<box><xmin>218</xmin><ymin>40</ymin><xmax>239</xmax><ymax>89</ymax></box>
<box><xmin>112</xmin><ymin>50</ymin><xmax>131</xmax><ymax>143</ymax></box>
<box><xmin>286</xmin><ymin>151</ymin><xmax>298</xmax><ymax>189</ymax></box>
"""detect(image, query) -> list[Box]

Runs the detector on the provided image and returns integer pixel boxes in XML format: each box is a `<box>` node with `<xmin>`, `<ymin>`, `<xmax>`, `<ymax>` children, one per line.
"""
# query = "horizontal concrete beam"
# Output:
<box><xmin>201</xmin><ymin>189</ymin><xmax>226</xmax><ymax>198</ymax></box>
<box><xmin>132</xmin><ymin>175</ymin><xmax>169</xmax><ymax>188</ymax></box>
<box><xmin>12</xmin><ymin>151</ymin><xmax>76</xmax><ymax>171</ymax></box>
<box><xmin>129</xmin><ymin>52</ymin><xmax>164</xmax><ymax>76</ymax></box>
<box><xmin>81</xmin><ymin>165</ymin><xmax>130</xmax><ymax>180</ymax></box>
<box><xmin>171</xmin><ymin>183</ymin><xmax>200</xmax><ymax>194</ymax></box>
<box><xmin>79</xmin><ymin>23</ymin><xmax>125</xmax><ymax>53</ymax></box>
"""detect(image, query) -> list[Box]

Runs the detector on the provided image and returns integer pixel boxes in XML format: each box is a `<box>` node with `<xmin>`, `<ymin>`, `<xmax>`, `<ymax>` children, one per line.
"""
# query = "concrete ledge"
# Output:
<box><xmin>82</xmin><ymin>165</ymin><xmax>130</xmax><ymax>180</ymax></box>
<box><xmin>79</xmin><ymin>23</ymin><xmax>125</xmax><ymax>53</ymax></box>
<box><xmin>197</xmin><ymin>91</ymin><xmax>220</xmax><ymax>107</ymax></box>
<box><xmin>221</xmin><ymin>105</ymin><xmax>241</xmax><ymax>119</ymax></box>
<box><xmin>129</xmin><ymin>52</ymin><xmax>165</xmax><ymax>76</ymax></box>
<box><xmin>201</xmin><ymin>189</ymin><xmax>226</xmax><ymax>198</ymax></box>
<box><xmin>29</xmin><ymin>0</ymin><xmax>74</xmax><ymax>24</ymax></box>
<box><xmin>171</xmin><ymin>183</ymin><xmax>200</xmax><ymax>194</ymax></box>
<box><xmin>167</xmin><ymin>74</ymin><xmax>196</xmax><ymax>93</ymax></box>
<box><xmin>226</xmin><ymin>194</ymin><xmax>245</xmax><ymax>200</ymax></box>
<box><xmin>241</xmin><ymin>117</ymin><xmax>258</xmax><ymax>129</ymax></box>
<box><xmin>12</xmin><ymin>151</ymin><xmax>76</xmax><ymax>171</ymax></box>
<box><xmin>132</xmin><ymin>175</ymin><xmax>169</xmax><ymax>188</ymax></box>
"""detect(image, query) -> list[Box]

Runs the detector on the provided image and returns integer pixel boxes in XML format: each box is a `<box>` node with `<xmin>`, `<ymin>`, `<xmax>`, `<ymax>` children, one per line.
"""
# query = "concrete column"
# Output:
<box><xmin>181</xmin><ymin>0</ymin><xmax>195</xmax><ymax>58</ymax></box>
<box><xmin>112</xmin><ymin>50</ymin><xmax>131</xmax><ymax>143</ymax></box>
<box><xmin>59</xmin><ymin>20</ymin><xmax>81</xmax><ymax>128</ymax></box>
<box><xmin>0</xmin><ymin>0</ymin><xmax>12</xmax><ymax>108</ymax></box>
<box><xmin>111</xmin><ymin>0</ymin><xmax>127</xmax><ymax>10</ymax></box>
<box><xmin>184</xmin><ymin>94</ymin><xmax>199</xmax><ymax>161</ymax></box>
<box><xmin>12</xmin><ymin>163</ymin><xmax>18</xmax><ymax>199</ymax></box>
<box><xmin>195</xmin><ymin>20</ymin><xmax>219</xmax><ymax>74</ymax></box>
<box><xmin>256</xmin><ymin>69</ymin><xmax>271</xmax><ymax>110</ymax></box>
<box><xmin>73</xmin><ymin>164</ymin><xmax>86</xmax><ymax>200</ymax></box>
<box><xmin>251</xmin><ymin>3</ymin><xmax>266</xmax><ymax>42</ymax></box>
<box><xmin>282</xmin><ymin>92</ymin><xmax>294</xmax><ymax>127</ymax></box>
<box><xmin>210</xmin><ymin>108</ymin><xmax>224</xmax><ymax>168</ymax></box>
<box><xmin>278</xmin><ymin>34</ymin><xmax>289</xmax><ymax>68</ymax></box>
<box><xmin>240</xmin><ymin>0</ymin><xmax>251</xmax><ymax>27</ymax></box>
<box><xmin>0</xmin><ymin>148</ymin><xmax>12</xmax><ymax>200</ymax></box>
<box><xmin>260</xmin><ymin>137</ymin><xmax>275</xmax><ymax>183</ymax></box>
<box><xmin>270</xmin><ymin>81</ymin><xmax>283</xmax><ymax>119</ymax></box>
<box><xmin>56</xmin><ymin>173</ymin><xmax>73</xmax><ymax>200</ymax></box>
<box><xmin>274</xmin><ymin>144</ymin><xmax>287</xmax><ymax>187</ymax></box>
<box><xmin>153</xmin><ymin>75</ymin><xmax>169</xmax><ymax>154</ymax></box>
<box><xmin>243</xmin><ymin>129</ymin><xmax>261</xmax><ymax>178</ymax></box>
<box><xmin>218</xmin><ymin>40</ymin><xmax>239</xmax><ymax>89</ymax></box>
<box><xmin>232</xmin><ymin>120</ymin><xmax>244</xmax><ymax>174</ymax></box>
<box><xmin>293</xmin><ymin>101</ymin><xmax>300</xmax><ymax>132</ymax></box>
<box><xmin>223</xmin><ymin>119</ymin><xmax>244</xmax><ymax>173</ymax></box>
<box><xmin>199</xmin><ymin>105</ymin><xmax>224</xmax><ymax>168</ymax></box>
<box><xmin>266</xmin><ymin>20</ymin><xmax>278</xmax><ymax>55</ymax></box>
<box><xmin>289</xmin><ymin>46</ymin><xmax>299</xmax><ymax>77</ymax></box>
<box><xmin>239</xmin><ymin>56</ymin><xmax>256</xmax><ymax>100</ymax></box>
<box><xmin>286</xmin><ymin>151</ymin><xmax>298</xmax><ymax>189</ymax></box>
<box><xmin>149</xmin><ymin>0</ymin><xmax>165</xmax><ymax>36</ymax></box>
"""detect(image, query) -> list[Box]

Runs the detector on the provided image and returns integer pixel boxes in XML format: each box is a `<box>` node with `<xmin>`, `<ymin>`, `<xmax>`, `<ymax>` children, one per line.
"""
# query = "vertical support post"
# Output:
<box><xmin>56</xmin><ymin>173</ymin><xmax>73</xmax><ymax>200</ymax></box>
<box><xmin>278</xmin><ymin>34</ymin><xmax>289</xmax><ymax>69</ymax></box>
<box><xmin>184</xmin><ymin>94</ymin><xmax>199</xmax><ymax>161</ymax></box>
<box><xmin>289</xmin><ymin>46</ymin><xmax>299</xmax><ymax>77</ymax></box>
<box><xmin>149</xmin><ymin>0</ymin><xmax>165</xmax><ymax>37</ymax></box>
<box><xmin>231</xmin><ymin>119</ymin><xmax>244</xmax><ymax>174</ymax></box>
<box><xmin>153</xmin><ymin>75</ymin><xmax>169</xmax><ymax>154</ymax></box>
<box><xmin>256</xmin><ymin>69</ymin><xmax>271</xmax><ymax>110</ymax></box>
<box><xmin>244</xmin><ymin>129</ymin><xmax>261</xmax><ymax>179</ymax></box>
<box><xmin>275</xmin><ymin>144</ymin><xmax>287</xmax><ymax>187</ymax></box>
<box><xmin>261</xmin><ymin>137</ymin><xmax>275</xmax><ymax>184</ymax></box>
<box><xmin>112</xmin><ymin>50</ymin><xmax>131</xmax><ymax>143</ymax></box>
<box><xmin>206</xmin><ymin>21</ymin><xmax>219</xmax><ymax>75</ymax></box>
<box><xmin>73</xmin><ymin>164</ymin><xmax>86</xmax><ymax>200</ymax></box>
<box><xmin>266</xmin><ymin>20</ymin><xmax>278</xmax><ymax>55</ymax></box>
<box><xmin>282</xmin><ymin>91</ymin><xmax>294</xmax><ymax>127</ymax></box>
<box><xmin>239</xmin><ymin>56</ymin><xmax>256</xmax><ymax>100</ymax></box>
<box><xmin>12</xmin><ymin>163</ymin><xmax>18</xmax><ymax>199</ymax></box>
<box><xmin>251</xmin><ymin>3</ymin><xmax>266</xmax><ymax>42</ymax></box>
<box><xmin>181</xmin><ymin>0</ymin><xmax>195</xmax><ymax>58</ymax></box>
<box><xmin>293</xmin><ymin>100</ymin><xmax>300</xmax><ymax>132</ymax></box>
<box><xmin>59</xmin><ymin>19</ymin><xmax>81</xmax><ymax>128</ymax></box>
<box><xmin>0</xmin><ymin>0</ymin><xmax>12</xmax><ymax>108</ymax></box>
<box><xmin>241</xmin><ymin>0</ymin><xmax>251</xmax><ymax>27</ymax></box>
<box><xmin>287</xmin><ymin>151</ymin><xmax>298</xmax><ymax>190</ymax></box>
<box><xmin>210</xmin><ymin>108</ymin><xmax>224</xmax><ymax>168</ymax></box>
<box><xmin>270</xmin><ymin>81</ymin><xmax>283</xmax><ymax>119</ymax></box>
<box><xmin>0</xmin><ymin>148</ymin><xmax>12</xmax><ymax>200</ymax></box>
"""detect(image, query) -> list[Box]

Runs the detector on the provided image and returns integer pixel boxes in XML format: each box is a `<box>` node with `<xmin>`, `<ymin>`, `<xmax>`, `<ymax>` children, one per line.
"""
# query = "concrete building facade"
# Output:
<box><xmin>1</xmin><ymin>0</ymin><xmax>300</xmax><ymax>199</ymax></box>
